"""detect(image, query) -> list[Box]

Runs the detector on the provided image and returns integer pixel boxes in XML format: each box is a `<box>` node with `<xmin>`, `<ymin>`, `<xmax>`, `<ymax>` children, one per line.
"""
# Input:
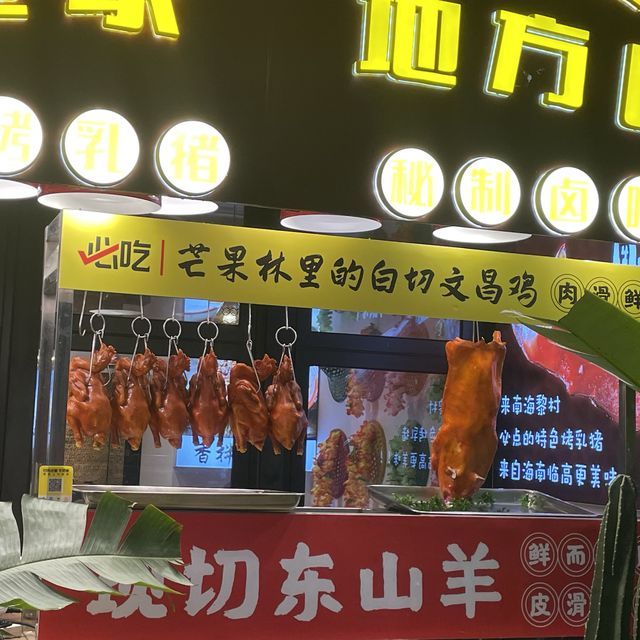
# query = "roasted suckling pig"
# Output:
<box><xmin>67</xmin><ymin>342</ymin><xmax>116</xmax><ymax>449</ymax></box>
<box><xmin>111</xmin><ymin>348</ymin><xmax>155</xmax><ymax>451</ymax></box>
<box><xmin>149</xmin><ymin>350</ymin><xmax>190</xmax><ymax>449</ymax></box>
<box><xmin>266</xmin><ymin>355</ymin><xmax>308</xmax><ymax>455</ymax></box>
<box><xmin>228</xmin><ymin>354</ymin><xmax>277</xmax><ymax>453</ymax></box>
<box><xmin>431</xmin><ymin>331</ymin><xmax>506</xmax><ymax>500</ymax></box>
<box><xmin>189</xmin><ymin>350</ymin><xmax>229</xmax><ymax>447</ymax></box>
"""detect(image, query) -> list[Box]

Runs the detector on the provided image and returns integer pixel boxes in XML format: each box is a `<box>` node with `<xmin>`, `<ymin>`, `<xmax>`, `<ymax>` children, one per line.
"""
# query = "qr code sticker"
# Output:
<box><xmin>47</xmin><ymin>478</ymin><xmax>63</xmax><ymax>493</ymax></box>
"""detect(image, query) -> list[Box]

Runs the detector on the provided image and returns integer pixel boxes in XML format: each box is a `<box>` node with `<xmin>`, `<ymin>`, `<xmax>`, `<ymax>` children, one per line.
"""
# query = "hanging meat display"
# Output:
<box><xmin>343</xmin><ymin>420</ymin><xmax>387</xmax><ymax>508</ymax></box>
<box><xmin>111</xmin><ymin>348</ymin><xmax>155</xmax><ymax>451</ymax></box>
<box><xmin>431</xmin><ymin>331</ymin><xmax>506</xmax><ymax>500</ymax></box>
<box><xmin>149</xmin><ymin>349</ymin><xmax>190</xmax><ymax>449</ymax></box>
<box><xmin>189</xmin><ymin>349</ymin><xmax>229</xmax><ymax>447</ymax></box>
<box><xmin>311</xmin><ymin>428</ymin><xmax>350</xmax><ymax>506</ymax></box>
<box><xmin>228</xmin><ymin>354</ymin><xmax>277</xmax><ymax>453</ymax></box>
<box><xmin>66</xmin><ymin>342</ymin><xmax>116</xmax><ymax>449</ymax></box>
<box><xmin>266</xmin><ymin>354</ymin><xmax>308</xmax><ymax>455</ymax></box>
<box><xmin>382</xmin><ymin>318</ymin><xmax>430</xmax><ymax>415</ymax></box>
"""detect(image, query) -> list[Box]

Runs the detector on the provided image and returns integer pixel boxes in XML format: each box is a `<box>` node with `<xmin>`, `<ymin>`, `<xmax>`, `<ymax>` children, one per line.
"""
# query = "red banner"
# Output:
<box><xmin>39</xmin><ymin>511</ymin><xmax>601</xmax><ymax>639</ymax></box>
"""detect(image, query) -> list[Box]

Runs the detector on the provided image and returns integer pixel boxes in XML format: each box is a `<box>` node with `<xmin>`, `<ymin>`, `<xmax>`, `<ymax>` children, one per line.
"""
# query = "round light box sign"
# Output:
<box><xmin>0</xmin><ymin>96</ymin><xmax>43</xmax><ymax>176</ymax></box>
<box><xmin>155</xmin><ymin>120</ymin><xmax>231</xmax><ymax>197</ymax></box>
<box><xmin>453</xmin><ymin>157</ymin><xmax>521</xmax><ymax>227</ymax></box>
<box><xmin>533</xmin><ymin>167</ymin><xmax>599</xmax><ymax>235</ymax></box>
<box><xmin>375</xmin><ymin>147</ymin><xmax>444</xmax><ymax>220</ymax></box>
<box><xmin>61</xmin><ymin>109</ymin><xmax>140</xmax><ymax>186</ymax></box>
<box><xmin>610</xmin><ymin>176</ymin><xmax>640</xmax><ymax>242</ymax></box>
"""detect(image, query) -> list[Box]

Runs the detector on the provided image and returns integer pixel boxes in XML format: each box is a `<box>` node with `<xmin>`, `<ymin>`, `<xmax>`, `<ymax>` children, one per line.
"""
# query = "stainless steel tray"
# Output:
<box><xmin>368</xmin><ymin>485</ymin><xmax>595</xmax><ymax>516</ymax></box>
<box><xmin>74</xmin><ymin>485</ymin><xmax>302</xmax><ymax>512</ymax></box>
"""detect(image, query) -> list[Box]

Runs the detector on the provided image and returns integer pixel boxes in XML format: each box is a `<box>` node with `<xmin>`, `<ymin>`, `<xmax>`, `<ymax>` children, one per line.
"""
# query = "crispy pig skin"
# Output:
<box><xmin>431</xmin><ymin>331</ymin><xmax>506</xmax><ymax>500</ymax></box>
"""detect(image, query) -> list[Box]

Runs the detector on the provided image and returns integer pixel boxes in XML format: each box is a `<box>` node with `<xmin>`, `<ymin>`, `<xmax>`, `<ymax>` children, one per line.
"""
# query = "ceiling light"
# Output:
<box><xmin>38</xmin><ymin>185</ymin><xmax>160</xmax><ymax>215</ymax></box>
<box><xmin>155</xmin><ymin>196</ymin><xmax>219</xmax><ymax>216</ymax></box>
<box><xmin>433</xmin><ymin>226</ymin><xmax>531</xmax><ymax>245</ymax></box>
<box><xmin>280</xmin><ymin>211</ymin><xmax>381</xmax><ymax>234</ymax></box>
<box><xmin>0</xmin><ymin>179</ymin><xmax>40</xmax><ymax>200</ymax></box>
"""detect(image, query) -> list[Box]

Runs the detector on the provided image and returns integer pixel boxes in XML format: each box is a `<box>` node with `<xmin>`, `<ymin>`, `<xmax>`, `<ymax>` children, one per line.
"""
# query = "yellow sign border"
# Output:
<box><xmin>58</xmin><ymin>211</ymin><xmax>640</xmax><ymax>324</ymax></box>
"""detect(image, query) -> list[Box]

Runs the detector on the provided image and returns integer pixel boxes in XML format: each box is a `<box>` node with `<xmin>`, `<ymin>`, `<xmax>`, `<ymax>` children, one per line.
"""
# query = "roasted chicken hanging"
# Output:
<box><xmin>431</xmin><ymin>331</ymin><xmax>506</xmax><ymax>501</ymax></box>
<box><xmin>189</xmin><ymin>350</ymin><xmax>229</xmax><ymax>447</ymax></box>
<box><xmin>66</xmin><ymin>342</ymin><xmax>116</xmax><ymax>449</ymax></box>
<box><xmin>111</xmin><ymin>348</ymin><xmax>155</xmax><ymax>451</ymax></box>
<box><xmin>149</xmin><ymin>350</ymin><xmax>190</xmax><ymax>449</ymax></box>
<box><xmin>228</xmin><ymin>354</ymin><xmax>277</xmax><ymax>453</ymax></box>
<box><xmin>266</xmin><ymin>354</ymin><xmax>308</xmax><ymax>455</ymax></box>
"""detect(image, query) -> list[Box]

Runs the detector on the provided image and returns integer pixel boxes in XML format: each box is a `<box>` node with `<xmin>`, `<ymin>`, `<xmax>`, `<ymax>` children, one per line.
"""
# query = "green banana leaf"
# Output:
<box><xmin>505</xmin><ymin>291</ymin><xmax>640</xmax><ymax>391</ymax></box>
<box><xmin>0</xmin><ymin>492</ymin><xmax>190</xmax><ymax>611</ymax></box>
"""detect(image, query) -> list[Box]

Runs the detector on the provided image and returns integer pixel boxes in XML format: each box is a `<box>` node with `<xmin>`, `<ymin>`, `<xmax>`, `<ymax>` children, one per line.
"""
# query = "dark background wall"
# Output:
<box><xmin>0</xmin><ymin>1</ymin><xmax>636</xmax><ymax>238</ymax></box>
<box><xmin>0</xmin><ymin>0</ymin><xmax>638</xmax><ymax>499</ymax></box>
<box><xmin>0</xmin><ymin>206</ymin><xmax>53</xmax><ymax>503</ymax></box>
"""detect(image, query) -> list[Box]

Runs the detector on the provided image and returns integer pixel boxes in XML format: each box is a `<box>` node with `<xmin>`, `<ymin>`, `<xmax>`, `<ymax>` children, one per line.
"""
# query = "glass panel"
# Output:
<box><xmin>311</xmin><ymin>309</ymin><xmax>459</xmax><ymax>340</ymax></box>
<box><xmin>183</xmin><ymin>299</ymin><xmax>239</xmax><ymax>325</ymax></box>
<box><xmin>306</xmin><ymin>365</ymin><xmax>446</xmax><ymax>507</ymax></box>
<box><xmin>71</xmin><ymin>291</ymin><xmax>239</xmax><ymax>325</ymax></box>
<box><xmin>494</xmin><ymin>324</ymin><xmax>623</xmax><ymax>505</ymax></box>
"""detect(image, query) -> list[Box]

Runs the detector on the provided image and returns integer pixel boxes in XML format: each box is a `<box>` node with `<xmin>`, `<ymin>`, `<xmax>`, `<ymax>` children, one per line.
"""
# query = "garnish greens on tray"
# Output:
<box><xmin>392</xmin><ymin>492</ymin><xmax>495</xmax><ymax>512</ymax></box>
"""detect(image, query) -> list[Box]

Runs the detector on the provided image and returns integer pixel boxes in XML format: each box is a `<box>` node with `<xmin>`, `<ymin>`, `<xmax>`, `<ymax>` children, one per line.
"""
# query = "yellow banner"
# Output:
<box><xmin>58</xmin><ymin>211</ymin><xmax>640</xmax><ymax>323</ymax></box>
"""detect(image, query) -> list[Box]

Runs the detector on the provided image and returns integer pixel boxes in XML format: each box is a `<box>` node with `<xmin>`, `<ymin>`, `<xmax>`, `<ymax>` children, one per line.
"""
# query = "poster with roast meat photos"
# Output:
<box><xmin>307</xmin><ymin>316</ymin><xmax>453</xmax><ymax>509</ymax></box>
<box><xmin>493</xmin><ymin>323</ymin><xmax>627</xmax><ymax>504</ymax></box>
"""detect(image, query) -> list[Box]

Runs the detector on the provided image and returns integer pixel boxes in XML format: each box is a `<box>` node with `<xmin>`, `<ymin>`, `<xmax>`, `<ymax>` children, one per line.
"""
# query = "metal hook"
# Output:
<box><xmin>78</xmin><ymin>290</ymin><xmax>88</xmax><ymax>337</ymax></box>
<box><xmin>276</xmin><ymin>307</ymin><xmax>298</xmax><ymax>380</ymax></box>
<box><xmin>163</xmin><ymin>317</ymin><xmax>182</xmax><ymax>341</ymax></box>
<box><xmin>131</xmin><ymin>315</ymin><xmax>152</xmax><ymax>340</ymax></box>
<box><xmin>89</xmin><ymin>312</ymin><xmax>106</xmax><ymax>337</ymax></box>
<box><xmin>163</xmin><ymin>309</ymin><xmax>182</xmax><ymax>391</ymax></box>
<box><xmin>128</xmin><ymin>314</ymin><xmax>152</xmax><ymax>384</ymax></box>
<box><xmin>196</xmin><ymin>319</ymin><xmax>219</xmax><ymax>379</ymax></box>
<box><xmin>197</xmin><ymin>320</ymin><xmax>219</xmax><ymax>344</ymax></box>
<box><xmin>275</xmin><ymin>325</ymin><xmax>298</xmax><ymax>349</ymax></box>
<box><xmin>246</xmin><ymin>303</ymin><xmax>260</xmax><ymax>388</ymax></box>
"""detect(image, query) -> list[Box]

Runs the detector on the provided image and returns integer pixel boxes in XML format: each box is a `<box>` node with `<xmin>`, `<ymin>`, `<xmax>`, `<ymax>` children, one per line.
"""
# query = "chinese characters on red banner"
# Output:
<box><xmin>40</xmin><ymin>512</ymin><xmax>598</xmax><ymax>640</ymax></box>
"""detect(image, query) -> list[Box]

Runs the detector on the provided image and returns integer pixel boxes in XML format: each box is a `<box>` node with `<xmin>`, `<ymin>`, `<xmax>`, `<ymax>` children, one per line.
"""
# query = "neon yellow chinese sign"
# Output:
<box><xmin>356</xmin><ymin>0</ymin><xmax>461</xmax><ymax>89</ymax></box>
<box><xmin>355</xmin><ymin>2</ymin><xmax>640</xmax><ymax>134</ymax></box>
<box><xmin>0</xmin><ymin>1</ymin><xmax>28</xmax><ymax>20</ymax></box>
<box><xmin>155</xmin><ymin>121</ymin><xmax>232</xmax><ymax>197</ymax></box>
<box><xmin>0</xmin><ymin>0</ymin><xmax>179</xmax><ymax>38</ymax></box>
<box><xmin>61</xmin><ymin>109</ymin><xmax>140</xmax><ymax>186</ymax></box>
<box><xmin>453</xmin><ymin>157</ymin><xmax>521</xmax><ymax>227</ymax></box>
<box><xmin>485</xmin><ymin>11</ymin><xmax>590</xmax><ymax>112</ymax></box>
<box><xmin>65</xmin><ymin>0</ymin><xmax>179</xmax><ymax>38</ymax></box>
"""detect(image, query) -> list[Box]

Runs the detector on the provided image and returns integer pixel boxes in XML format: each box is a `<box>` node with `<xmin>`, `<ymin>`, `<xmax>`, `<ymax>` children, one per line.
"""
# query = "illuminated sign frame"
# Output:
<box><xmin>452</xmin><ymin>157</ymin><xmax>521</xmax><ymax>228</ymax></box>
<box><xmin>0</xmin><ymin>95</ymin><xmax>43</xmax><ymax>176</ymax></box>
<box><xmin>532</xmin><ymin>167</ymin><xmax>600</xmax><ymax>236</ymax></box>
<box><xmin>60</xmin><ymin>108</ymin><xmax>140</xmax><ymax>187</ymax></box>
<box><xmin>374</xmin><ymin>147</ymin><xmax>445</xmax><ymax>220</ymax></box>
<box><xmin>154</xmin><ymin>120</ymin><xmax>232</xmax><ymax>198</ymax></box>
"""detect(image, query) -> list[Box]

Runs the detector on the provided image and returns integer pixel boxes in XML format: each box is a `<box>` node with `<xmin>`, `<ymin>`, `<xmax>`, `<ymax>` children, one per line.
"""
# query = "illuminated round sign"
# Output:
<box><xmin>0</xmin><ymin>96</ymin><xmax>43</xmax><ymax>176</ymax></box>
<box><xmin>533</xmin><ymin>167</ymin><xmax>599</xmax><ymax>235</ymax></box>
<box><xmin>155</xmin><ymin>120</ymin><xmax>231</xmax><ymax>196</ymax></box>
<box><xmin>610</xmin><ymin>176</ymin><xmax>640</xmax><ymax>241</ymax></box>
<box><xmin>61</xmin><ymin>109</ymin><xmax>140</xmax><ymax>186</ymax></box>
<box><xmin>374</xmin><ymin>147</ymin><xmax>444</xmax><ymax>220</ymax></box>
<box><xmin>453</xmin><ymin>157</ymin><xmax>521</xmax><ymax>227</ymax></box>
